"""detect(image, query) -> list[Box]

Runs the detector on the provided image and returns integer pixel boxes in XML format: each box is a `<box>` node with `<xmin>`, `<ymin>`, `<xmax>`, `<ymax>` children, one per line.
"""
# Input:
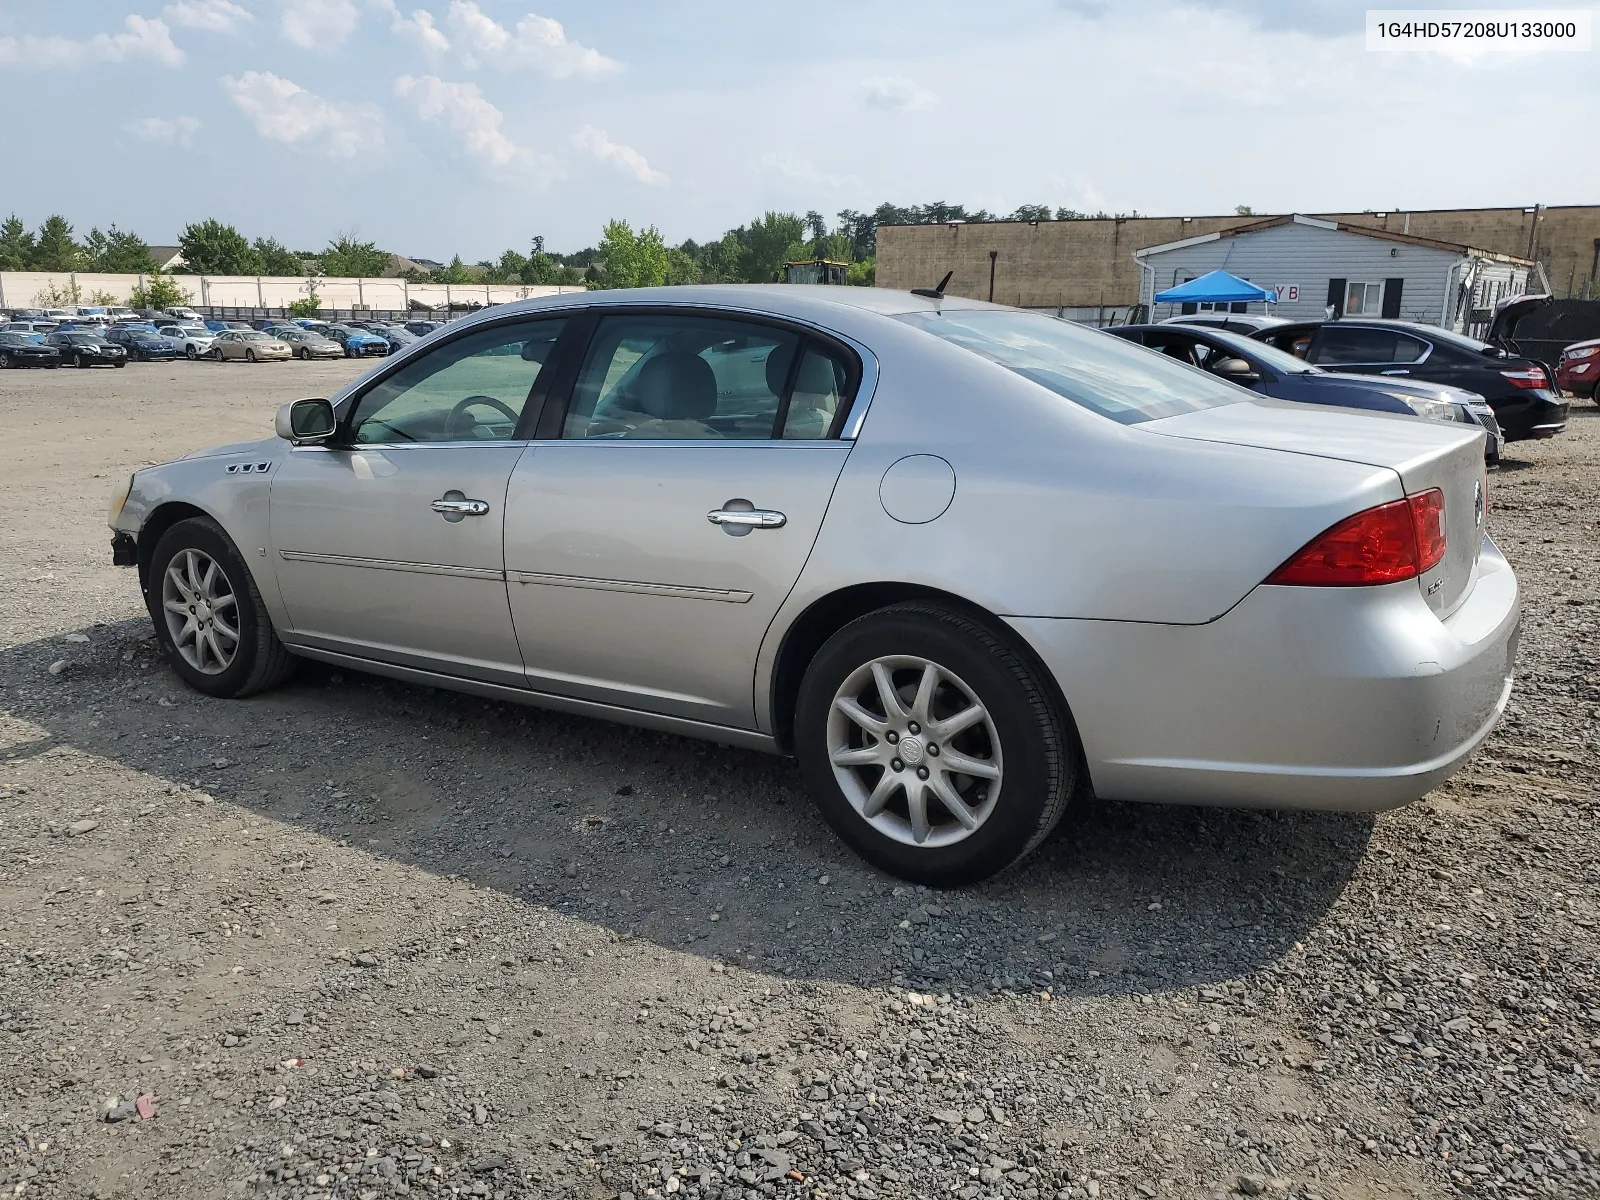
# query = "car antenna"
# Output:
<box><xmin>910</xmin><ymin>271</ymin><xmax>954</xmax><ymax>300</ymax></box>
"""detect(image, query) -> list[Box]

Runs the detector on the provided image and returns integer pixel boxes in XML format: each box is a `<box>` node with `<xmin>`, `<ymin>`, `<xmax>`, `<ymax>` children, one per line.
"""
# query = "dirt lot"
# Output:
<box><xmin>1</xmin><ymin>359</ymin><xmax>1598</xmax><ymax>1200</ymax></box>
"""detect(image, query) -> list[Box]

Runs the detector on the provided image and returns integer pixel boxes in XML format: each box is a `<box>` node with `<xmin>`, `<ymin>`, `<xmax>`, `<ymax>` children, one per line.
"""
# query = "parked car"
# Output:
<box><xmin>207</xmin><ymin>330</ymin><xmax>291</xmax><ymax>362</ymax></box>
<box><xmin>0</xmin><ymin>320</ymin><xmax>59</xmax><ymax>336</ymax></box>
<box><xmin>203</xmin><ymin>319</ymin><xmax>250</xmax><ymax>332</ymax></box>
<box><xmin>404</xmin><ymin>319</ymin><xmax>445</xmax><ymax>337</ymax></box>
<box><xmin>107</xmin><ymin>286</ymin><xmax>1518</xmax><ymax>885</ymax></box>
<box><xmin>1157</xmin><ymin>312</ymin><xmax>1289</xmax><ymax>334</ymax></box>
<box><xmin>1556</xmin><ymin>338</ymin><xmax>1600</xmax><ymax>402</ymax></box>
<box><xmin>102</xmin><ymin>306</ymin><xmax>139</xmax><ymax>322</ymax></box>
<box><xmin>164</xmin><ymin>306</ymin><xmax>204</xmax><ymax>324</ymax></box>
<box><xmin>46</xmin><ymin>330</ymin><xmax>126</xmax><ymax>367</ymax></box>
<box><xmin>0</xmin><ymin>331</ymin><xmax>61</xmax><ymax>368</ymax></box>
<box><xmin>371</xmin><ymin>325</ymin><xmax>420</xmax><ymax>353</ymax></box>
<box><xmin>273</xmin><ymin>327</ymin><xmax>345</xmax><ymax>360</ymax></box>
<box><xmin>156</xmin><ymin>323</ymin><xmax>216</xmax><ymax>360</ymax></box>
<box><xmin>42</xmin><ymin>308</ymin><xmax>76</xmax><ymax>323</ymax></box>
<box><xmin>1251</xmin><ymin>308</ymin><xmax>1567</xmax><ymax>442</ymax></box>
<box><xmin>105</xmin><ymin>325</ymin><xmax>179</xmax><ymax>362</ymax></box>
<box><xmin>324</xmin><ymin>324</ymin><xmax>390</xmax><ymax>357</ymax></box>
<box><xmin>291</xmin><ymin>319</ymin><xmax>333</xmax><ymax>336</ymax></box>
<box><xmin>1108</xmin><ymin>324</ymin><xmax>1504</xmax><ymax>464</ymax></box>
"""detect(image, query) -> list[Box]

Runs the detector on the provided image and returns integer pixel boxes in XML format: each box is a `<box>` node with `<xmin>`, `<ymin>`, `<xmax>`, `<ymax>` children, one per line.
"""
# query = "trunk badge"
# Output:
<box><xmin>1473</xmin><ymin>480</ymin><xmax>1484</xmax><ymax>528</ymax></box>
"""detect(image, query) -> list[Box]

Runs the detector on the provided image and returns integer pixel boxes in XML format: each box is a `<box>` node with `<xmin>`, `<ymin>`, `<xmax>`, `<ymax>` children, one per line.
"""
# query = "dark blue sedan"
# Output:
<box><xmin>105</xmin><ymin>325</ymin><xmax>178</xmax><ymax>362</ymax></box>
<box><xmin>1106</xmin><ymin>323</ymin><xmax>1502</xmax><ymax>464</ymax></box>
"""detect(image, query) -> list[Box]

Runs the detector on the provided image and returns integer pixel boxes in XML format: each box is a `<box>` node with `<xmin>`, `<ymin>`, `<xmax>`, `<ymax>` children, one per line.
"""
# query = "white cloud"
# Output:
<box><xmin>573</xmin><ymin>125</ymin><xmax>666</xmax><ymax>186</ymax></box>
<box><xmin>0</xmin><ymin>15</ymin><xmax>184</xmax><ymax>69</ymax></box>
<box><xmin>280</xmin><ymin>0</ymin><xmax>360</xmax><ymax>50</ymax></box>
<box><xmin>446</xmin><ymin>1</ymin><xmax>618</xmax><ymax>77</ymax></box>
<box><xmin>393</xmin><ymin>74</ymin><xmax>516</xmax><ymax>167</ymax></box>
<box><xmin>370</xmin><ymin>0</ymin><xmax>451</xmax><ymax>53</ymax></box>
<box><xmin>163</xmin><ymin>0</ymin><xmax>252</xmax><ymax>33</ymax></box>
<box><xmin>755</xmin><ymin>151</ymin><xmax>858</xmax><ymax>193</ymax></box>
<box><xmin>127</xmin><ymin>115</ymin><xmax>202</xmax><ymax>146</ymax></box>
<box><xmin>861</xmin><ymin>75</ymin><xmax>936</xmax><ymax>112</ymax></box>
<box><xmin>221</xmin><ymin>72</ymin><xmax>383</xmax><ymax>156</ymax></box>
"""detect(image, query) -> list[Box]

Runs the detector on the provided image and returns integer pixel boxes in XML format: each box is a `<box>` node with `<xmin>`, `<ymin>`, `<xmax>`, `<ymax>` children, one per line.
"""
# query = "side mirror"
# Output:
<box><xmin>1211</xmin><ymin>357</ymin><xmax>1259</xmax><ymax>381</ymax></box>
<box><xmin>276</xmin><ymin>397</ymin><xmax>337</xmax><ymax>445</ymax></box>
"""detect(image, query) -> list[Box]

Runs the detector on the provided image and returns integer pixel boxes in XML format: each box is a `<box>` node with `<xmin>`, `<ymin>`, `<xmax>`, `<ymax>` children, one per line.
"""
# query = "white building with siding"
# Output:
<box><xmin>1134</xmin><ymin>214</ymin><xmax>1546</xmax><ymax>334</ymax></box>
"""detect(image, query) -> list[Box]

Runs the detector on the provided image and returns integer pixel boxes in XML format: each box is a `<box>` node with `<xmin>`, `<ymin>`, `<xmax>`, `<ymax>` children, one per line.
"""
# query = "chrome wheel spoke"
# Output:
<box><xmin>831</xmin><ymin>743</ymin><xmax>883</xmax><ymax>769</ymax></box>
<box><xmin>160</xmin><ymin>546</ymin><xmax>238</xmax><ymax>676</ymax></box>
<box><xmin>861</xmin><ymin>771</ymin><xmax>900</xmax><ymax>819</ymax></box>
<box><xmin>931</xmin><ymin>703</ymin><xmax>986</xmax><ymax>741</ymax></box>
<box><xmin>163</xmin><ymin>598</ymin><xmax>190</xmax><ymax>617</ymax></box>
<box><xmin>870</xmin><ymin>661</ymin><xmax>907</xmax><ymax>721</ymax></box>
<box><xmin>911</xmin><ymin>661</ymin><xmax>939</xmax><ymax>722</ymax></box>
<box><xmin>928</xmin><ymin>773</ymin><xmax>981</xmax><ymax>831</ymax></box>
<box><xmin>940</xmin><ymin>748</ymin><xmax>1000</xmax><ymax>780</ymax></box>
<box><xmin>834</xmin><ymin>696</ymin><xmax>888</xmax><ymax>737</ymax></box>
<box><xmin>906</xmin><ymin>781</ymin><xmax>932</xmax><ymax>844</ymax></box>
<box><xmin>211</xmin><ymin>613</ymin><xmax>239</xmax><ymax>642</ymax></box>
<box><xmin>209</xmin><ymin>592</ymin><xmax>237</xmax><ymax>613</ymax></box>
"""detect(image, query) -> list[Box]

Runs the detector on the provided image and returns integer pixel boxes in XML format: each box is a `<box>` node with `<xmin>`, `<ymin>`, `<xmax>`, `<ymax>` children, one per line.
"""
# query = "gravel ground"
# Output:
<box><xmin>1</xmin><ymin>362</ymin><xmax>1598</xmax><ymax>1200</ymax></box>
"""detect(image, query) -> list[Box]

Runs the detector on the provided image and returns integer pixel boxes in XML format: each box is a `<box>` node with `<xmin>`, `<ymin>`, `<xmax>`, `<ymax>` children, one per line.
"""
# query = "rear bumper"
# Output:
<box><xmin>1490</xmin><ymin>392</ymin><xmax>1568</xmax><ymax>440</ymax></box>
<box><xmin>1008</xmin><ymin>536</ymin><xmax>1519</xmax><ymax>812</ymax></box>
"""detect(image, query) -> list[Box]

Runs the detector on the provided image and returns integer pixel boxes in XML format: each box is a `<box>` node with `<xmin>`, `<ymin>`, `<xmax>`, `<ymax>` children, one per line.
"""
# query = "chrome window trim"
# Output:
<box><xmin>327</xmin><ymin>299</ymin><xmax>881</xmax><ymax>441</ymax></box>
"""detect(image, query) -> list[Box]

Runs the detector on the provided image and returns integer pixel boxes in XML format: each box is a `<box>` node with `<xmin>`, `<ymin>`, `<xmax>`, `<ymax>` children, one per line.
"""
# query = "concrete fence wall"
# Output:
<box><xmin>0</xmin><ymin>271</ymin><xmax>585</xmax><ymax>311</ymax></box>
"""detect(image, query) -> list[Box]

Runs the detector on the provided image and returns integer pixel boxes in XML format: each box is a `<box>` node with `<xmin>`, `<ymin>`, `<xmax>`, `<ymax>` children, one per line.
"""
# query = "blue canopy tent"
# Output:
<box><xmin>1153</xmin><ymin>269</ymin><xmax>1275</xmax><ymax>307</ymax></box>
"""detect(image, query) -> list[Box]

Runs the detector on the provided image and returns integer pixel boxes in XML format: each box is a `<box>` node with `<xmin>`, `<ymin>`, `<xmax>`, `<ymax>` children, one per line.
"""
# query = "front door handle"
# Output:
<box><xmin>1380</xmin><ymin>369</ymin><xmax>1410</xmax><ymax>376</ymax></box>
<box><xmin>707</xmin><ymin>508</ymin><xmax>786</xmax><ymax>529</ymax></box>
<box><xmin>432</xmin><ymin>493</ymin><xmax>490</xmax><ymax>522</ymax></box>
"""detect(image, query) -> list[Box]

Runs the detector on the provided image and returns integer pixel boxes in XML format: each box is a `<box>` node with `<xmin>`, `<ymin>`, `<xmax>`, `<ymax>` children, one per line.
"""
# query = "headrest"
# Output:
<box><xmin>635</xmin><ymin>352</ymin><xmax>718</xmax><ymax>420</ymax></box>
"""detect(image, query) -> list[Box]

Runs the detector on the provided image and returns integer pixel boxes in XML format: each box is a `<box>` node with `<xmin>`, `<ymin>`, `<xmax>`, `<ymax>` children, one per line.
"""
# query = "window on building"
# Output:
<box><xmin>1344</xmin><ymin>281</ymin><xmax>1384</xmax><ymax>316</ymax></box>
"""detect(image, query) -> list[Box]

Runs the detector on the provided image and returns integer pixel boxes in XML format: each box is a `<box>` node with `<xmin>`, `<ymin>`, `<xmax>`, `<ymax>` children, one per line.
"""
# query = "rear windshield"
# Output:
<box><xmin>896</xmin><ymin>310</ymin><xmax>1242</xmax><ymax>424</ymax></box>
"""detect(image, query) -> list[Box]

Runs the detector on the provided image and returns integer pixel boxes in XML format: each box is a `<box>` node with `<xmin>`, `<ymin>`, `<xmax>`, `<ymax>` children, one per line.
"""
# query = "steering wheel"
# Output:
<box><xmin>445</xmin><ymin>394</ymin><xmax>520</xmax><ymax>439</ymax></box>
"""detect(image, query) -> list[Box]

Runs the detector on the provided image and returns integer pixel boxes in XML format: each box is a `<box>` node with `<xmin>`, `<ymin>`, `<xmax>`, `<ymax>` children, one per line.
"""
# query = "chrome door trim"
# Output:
<box><xmin>507</xmin><ymin>569</ymin><xmax>753</xmax><ymax>603</ymax></box>
<box><xmin>279</xmin><ymin>549</ymin><xmax>505</xmax><ymax>580</ymax></box>
<box><xmin>286</xmin><ymin>644</ymin><xmax>781</xmax><ymax>754</ymax></box>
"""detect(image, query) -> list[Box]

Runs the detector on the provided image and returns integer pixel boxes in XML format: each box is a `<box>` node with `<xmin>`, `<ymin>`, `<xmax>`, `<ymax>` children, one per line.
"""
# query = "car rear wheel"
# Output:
<box><xmin>146</xmin><ymin>517</ymin><xmax>297</xmax><ymax>699</ymax></box>
<box><xmin>795</xmin><ymin>602</ymin><xmax>1077</xmax><ymax>886</ymax></box>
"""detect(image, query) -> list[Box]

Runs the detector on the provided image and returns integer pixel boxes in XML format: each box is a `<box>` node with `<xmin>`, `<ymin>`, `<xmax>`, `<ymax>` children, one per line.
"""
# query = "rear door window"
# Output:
<box><xmin>1311</xmin><ymin>327</ymin><xmax>1429</xmax><ymax>366</ymax></box>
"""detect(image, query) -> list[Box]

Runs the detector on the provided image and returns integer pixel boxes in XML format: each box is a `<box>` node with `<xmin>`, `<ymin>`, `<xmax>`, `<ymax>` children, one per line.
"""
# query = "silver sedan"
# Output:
<box><xmin>107</xmin><ymin>286</ymin><xmax>1519</xmax><ymax>885</ymax></box>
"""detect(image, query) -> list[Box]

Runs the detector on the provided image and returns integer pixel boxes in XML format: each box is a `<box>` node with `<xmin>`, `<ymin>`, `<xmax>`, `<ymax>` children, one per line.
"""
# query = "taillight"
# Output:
<box><xmin>1267</xmin><ymin>489</ymin><xmax>1446</xmax><ymax>586</ymax></box>
<box><xmin>1499</xmin><ymin>366</ymin><xmax>1548</xmax><ymax>389</ymax></box>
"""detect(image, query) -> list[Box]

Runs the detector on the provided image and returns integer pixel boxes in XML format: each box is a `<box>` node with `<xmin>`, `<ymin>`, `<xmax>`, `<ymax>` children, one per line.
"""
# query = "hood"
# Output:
<box><xmin>1485</xmin><ymin>293</ymin><xmax>1550</xmax><ymax>351</ymax></box>
<box><xmin>181</xmin><ymin>436</ymin><xmax>280</xmax><ymax>461</ymax></box>
<box><xmin>1334</xmin><ymin>373</ymin><xmax>1480</xmax><ymax>406</ymax></box>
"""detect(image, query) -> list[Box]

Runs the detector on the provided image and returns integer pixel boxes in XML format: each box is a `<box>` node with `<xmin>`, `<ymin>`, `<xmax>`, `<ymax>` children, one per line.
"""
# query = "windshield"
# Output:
<box><xmin>897</xmin><ymin>309</ymin><xmax>1243</xmax><ymax>425</ymax></box>
<box><xmin>241</xmin><ymin>331</ymin><xmax>270</xmax><ymax>340</ymax></box>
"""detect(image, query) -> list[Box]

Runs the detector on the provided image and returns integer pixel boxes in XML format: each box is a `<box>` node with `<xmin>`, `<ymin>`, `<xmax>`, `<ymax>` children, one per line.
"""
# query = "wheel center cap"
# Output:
<box><xmin>898</xmin><ymin>735</ymin><xmax>925</xmax><ymax>766</ymax></box>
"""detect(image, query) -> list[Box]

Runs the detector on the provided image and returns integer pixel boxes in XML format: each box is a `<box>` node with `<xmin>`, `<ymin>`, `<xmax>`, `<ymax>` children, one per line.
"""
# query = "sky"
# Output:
<box><xmin>1</xmin><ymin>0</ymin><xmax>1597</xmax><ymax>260</ymax></box>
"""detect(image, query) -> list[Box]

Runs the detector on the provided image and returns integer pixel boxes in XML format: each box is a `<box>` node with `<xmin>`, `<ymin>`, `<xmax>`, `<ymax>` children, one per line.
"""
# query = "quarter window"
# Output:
<box><xmin>564</xmin><ymin>314</ymin><xmax>804</xmax><ymax>441</ymax></box>
<box><xmin>347</xmin><ymin>318</ymin><xmax>566</xmax><ymax>444</ymax></box>
<box><xmin>1313</xmin><ymin>326</ymin><xmax>1428</xmax><ymax>366</ymax></box>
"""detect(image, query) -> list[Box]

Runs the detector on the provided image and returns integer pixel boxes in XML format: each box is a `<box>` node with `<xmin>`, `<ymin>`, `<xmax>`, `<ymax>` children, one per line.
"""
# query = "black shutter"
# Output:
<box><xmin>1326</xmin><ymin>278</ymin><xmax>1346</xmax><ymax>318</ymax></box>
<box><xmin>1381</xmin><ymin>278</ymin><xmax>1404</xmax><ymax>319</ymax></box>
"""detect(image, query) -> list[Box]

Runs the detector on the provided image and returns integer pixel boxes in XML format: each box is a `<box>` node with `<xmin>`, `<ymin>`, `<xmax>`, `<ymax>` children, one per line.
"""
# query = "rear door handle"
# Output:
<box><xmin>707</xmin><ymin>508</ymin><xmax>786</xmax><ymax>528</ymax></box>
<box><xmin>1380</xmin><ymin>369</ymin><xmax>1410</xmax><ymax>376</ymax></box>
<box><xmin>432</xmin><ymin>494</ymin><xmax>490</xmax><ymax>520</ymax></box>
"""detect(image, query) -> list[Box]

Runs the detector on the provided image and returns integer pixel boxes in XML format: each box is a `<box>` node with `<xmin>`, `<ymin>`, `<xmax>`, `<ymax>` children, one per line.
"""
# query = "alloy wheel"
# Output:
<box><xmin>161</xmin><ymin>548</ymin><xmax>240</xmax><ymax>675</ymax></box>
<box><xmin>826</xmin><ymin>655</ymin><xmax>1003</xmax><ymax>848</ymax></box>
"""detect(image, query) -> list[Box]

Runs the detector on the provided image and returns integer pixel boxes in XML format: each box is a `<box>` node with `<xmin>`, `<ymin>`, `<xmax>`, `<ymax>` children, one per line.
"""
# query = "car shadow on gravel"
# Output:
<box><xmin>3</xmin><ymin>619</ymin><xmax>1372</xmax><ymax>998</ymax></box>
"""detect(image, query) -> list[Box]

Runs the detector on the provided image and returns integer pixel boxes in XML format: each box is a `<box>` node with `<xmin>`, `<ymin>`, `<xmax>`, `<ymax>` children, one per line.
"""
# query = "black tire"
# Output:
<box><xmin>794</xmin><ymin>602</ymin><xmax>1077</xmax><ymax>887</ymax></box>
<box><xmin>245</xmin><ymin>348</ymin><xmax>257</xmax><ymax>363</ymax></box>
<box><xmin>114</xmin><ymin>360</ymin><xmax>126</xmax><ymax>368</ymax></box>
<box><xmin>298</xmin><ymin>347</ymin><xmax>310</xmax><ymax>360</ymax></box>
<box><xmin>210</xmin><ymin>348</ymin><xmax>224</xmax><ymax>361</ymax></box>
<box><xmin>0</xmin><ymin>352</ymin><xmax>10</xmax><ymax>369</ymax></box>
<box><xmin>185</xmin><ymin>345</ymin><xmax>197</xmax><ymax>360</ymax></box>
<box><xmin>146</xmin><ymin>516</ymin><xmax>297</xmax><ymax>699</ymax></box>
<box><xmin>1592</xmin><ymin>381</ymin><xmax>1600</xmax><ymax>405</ymax></box>
<box><xmin>76</xmin><ymin>354</ymin><xmax>89</xmax><ymax>368</ymax></box>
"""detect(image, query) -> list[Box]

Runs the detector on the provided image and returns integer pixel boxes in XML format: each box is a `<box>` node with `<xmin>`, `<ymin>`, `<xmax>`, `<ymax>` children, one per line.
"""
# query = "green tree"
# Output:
<box><xmin>739</xmin><ymin>211</ymin><xmax>805</xmax><ymax>283</ymax></box>
<box><xmin>81</xmin><ymin>225</ymin><xmax>157</xmax><ymax>273</ymax></box>
<box><xmin>697</xmin><ymin>231</ymin><xmax>744</xmax><ymax>283</ymax></box>
<box><xmin>253</xmin><ymin>237</ymin><xmax>305</xmax><ymax>276</ymax></box>
<box><xmin>847</xmin><ymin>256</ymin><xmax>876</xmax><ymax>286</ymax></box>
<box><xmin>1007</xmin><ymin>204</ymin><xmax>1054</xmax><ymax>222</ymax></box>
<box><xmin>178</xmin><ymin>219</ymin><xmax>261</xmax><ymax>274</ymax></box>
<box><xmin>0</xmin><ymin>215</ymin><xmax>36</xmax><ymax>270</ymax></box>
<box><xmin>287</xmin><ymin>285</ymin><xmax>321</xmax><ymax>317</ymax></box>
<box><xmin>481</xmin><ymin>248</ymin><xmax>527</xmax><ymax>284</ymax></box>
<box><xmin>32</xmin><ymin>215</ymin><xmax>81</xmax><ymax>271</ymax></box>
<box><xmin>430</xmin><ymin>255</ymin><xmax>474</xmax><ymax>285</ymax></box>
<box><xmin>1235</xmin><ymin>205</ymin><xmax>1254</xmax><ymax>216</ymax></box>
<box><xmin>664</xmin><ymin>247</ymin><xmax>701</xmax><ymax>285</ymax></box>
<box><xmin>321</xmin><ymin>232</ymin><xmax>390</xmax><ymax>278</ymax></box>
<box><xmin>592</xmin><ymin>219</ymin><xmax>669</xmax><ymax>290</ymax></box>
<box><xmin>128</xmin><ymin>271</ymin><xmax>193</xmax><ymax>310</ymax></box>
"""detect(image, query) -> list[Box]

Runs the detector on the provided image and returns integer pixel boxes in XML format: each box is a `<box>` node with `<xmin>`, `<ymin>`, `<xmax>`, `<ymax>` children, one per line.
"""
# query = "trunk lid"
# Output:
<box><xmin>1486</xmin><ymin>293</ymin><xmax>1551</xmax><ymax>353</ymax></box>
<box><xmin>1146</xmin><ymin>399</ymin><xmax>1488</xmax><ymax>616</ymax></box>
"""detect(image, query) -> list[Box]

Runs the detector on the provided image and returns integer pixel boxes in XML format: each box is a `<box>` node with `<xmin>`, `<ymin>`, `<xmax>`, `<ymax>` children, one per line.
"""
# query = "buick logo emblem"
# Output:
<box><xmin>1473</xmin><ymin>480</ymin><xmax>1485</xmax><ymax>528</ymax></box>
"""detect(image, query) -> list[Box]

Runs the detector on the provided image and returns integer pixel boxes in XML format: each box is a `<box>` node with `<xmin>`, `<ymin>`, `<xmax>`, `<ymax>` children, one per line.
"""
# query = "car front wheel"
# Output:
<box><xmin>185</xmin><ymin>345</ymin><xmax>197</xmax><ymax>360</ymax></box>
<box><xmin>146</xmin><ymin>517</ymin><xmax>297</xmax><ymax>699</ymax></box>
<box><xmin>795</xmin><ymin>602</ymin><xmax>1077</xmax><ymax>886</ymax></box>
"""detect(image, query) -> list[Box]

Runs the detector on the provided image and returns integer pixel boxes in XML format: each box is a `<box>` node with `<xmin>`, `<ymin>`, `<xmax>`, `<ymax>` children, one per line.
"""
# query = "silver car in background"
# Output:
<box><xmin>108</xmin><ymin>286</ymin><xmax>1519</xmax><ymax>885</ymax></box>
